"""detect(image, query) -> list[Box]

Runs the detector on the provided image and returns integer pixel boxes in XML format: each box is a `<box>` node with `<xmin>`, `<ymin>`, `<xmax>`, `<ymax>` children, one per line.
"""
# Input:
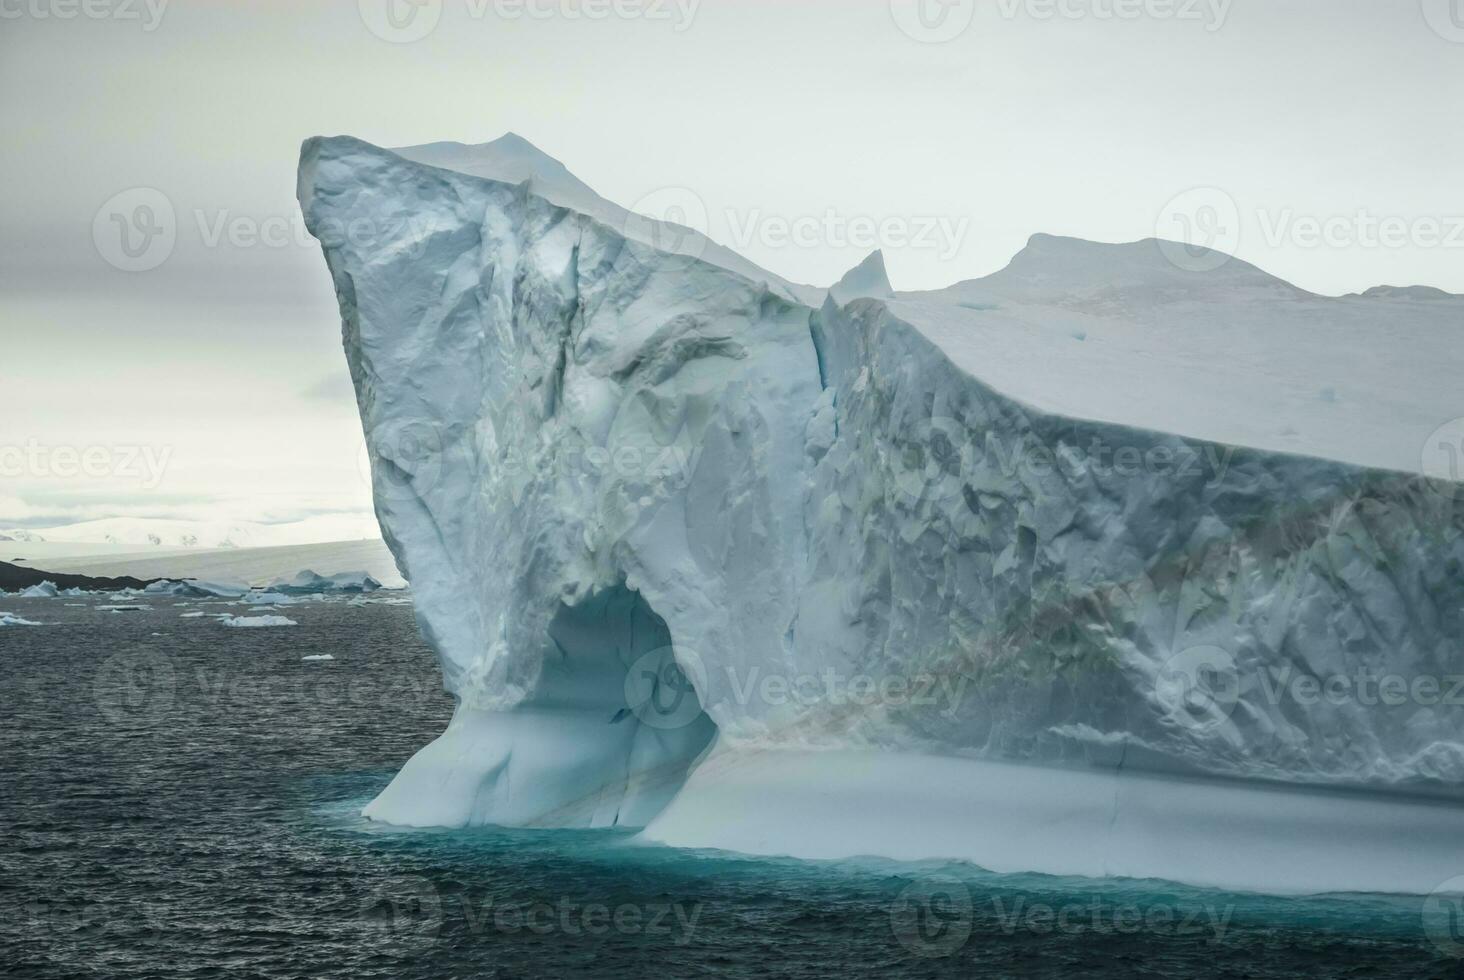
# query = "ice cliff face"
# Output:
<box><xmin>299</xmin><ymin>136</ymin><xmax>1464</xmax><ymax>882</ymax></box>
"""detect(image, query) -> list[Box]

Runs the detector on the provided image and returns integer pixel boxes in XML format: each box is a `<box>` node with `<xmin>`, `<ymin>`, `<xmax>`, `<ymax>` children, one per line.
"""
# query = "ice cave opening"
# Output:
<box><xmin>364</xmin><ymin>584</ymin><xmax>718</xmax><ymax>830</ymax></box>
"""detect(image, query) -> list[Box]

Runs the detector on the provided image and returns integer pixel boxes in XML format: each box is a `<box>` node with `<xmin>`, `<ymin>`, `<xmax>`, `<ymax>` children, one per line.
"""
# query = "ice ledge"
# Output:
<box><xmin>641</xmin><ymin>749</ymin><xmax>1464</xmax><ymax>896</ymax></box>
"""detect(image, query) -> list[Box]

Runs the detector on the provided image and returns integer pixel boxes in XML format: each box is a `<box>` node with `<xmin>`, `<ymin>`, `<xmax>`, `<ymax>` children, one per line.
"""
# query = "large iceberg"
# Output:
<box><xmin>299</xmin><ymin>134</ymin><xmax>1464</xmax><ymax>895</ymax></box>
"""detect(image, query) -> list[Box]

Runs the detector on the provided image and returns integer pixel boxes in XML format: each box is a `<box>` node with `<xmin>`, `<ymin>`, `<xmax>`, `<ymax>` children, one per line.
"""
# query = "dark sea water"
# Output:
<box><xmin>2</xmin><ymin>596</ymin><xmax>1462</xmax><ymax>979</ymax></box>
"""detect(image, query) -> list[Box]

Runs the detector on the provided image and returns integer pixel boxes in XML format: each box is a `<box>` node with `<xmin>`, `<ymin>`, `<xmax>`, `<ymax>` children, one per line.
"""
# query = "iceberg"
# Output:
<box><xmin>18</xmin><ymin>581</ymin><xmax>60</xmax><ymax>599</ymax></box>
<box><xmin>144</xmin><ymin>578</ymin><xmax>251</xmax><ymax>599</ymax></box>
<box><xmin>0</xmin><ymin>612</ymin><xmax>43</xmax><ymax>626</ymax></box>
<box><xmin>221</xmin><ymin>615</ymin><xmax>299</xmax><ymax>629</ymax></box>
<box><xmin>240</xmin><ymin>591</ymin><xmax>299</xmax><ymax>606</ymax></box>
<box><xmin>299</xmin><ymin>134</ymin><xmax>1464</xmax><ymax>895</ymax></box>
<box><xmin>265</xmin><ymin>569</ymin><xmax>382</xmax><ymax>595</ymax></box>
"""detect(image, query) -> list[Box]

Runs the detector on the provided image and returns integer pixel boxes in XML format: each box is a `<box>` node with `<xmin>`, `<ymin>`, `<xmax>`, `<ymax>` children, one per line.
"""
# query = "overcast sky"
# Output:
<box><xmin>2</xmin><ymin>0</ymin><xmax>1461</xmax><ymax>531</ymax></box>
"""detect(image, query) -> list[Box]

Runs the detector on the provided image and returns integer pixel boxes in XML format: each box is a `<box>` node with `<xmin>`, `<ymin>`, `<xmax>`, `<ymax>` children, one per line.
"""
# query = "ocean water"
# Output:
<box><xmin>2</xmin><ymin>596</ymin><xmax>1460</xmax><ymax>979</ymax></box>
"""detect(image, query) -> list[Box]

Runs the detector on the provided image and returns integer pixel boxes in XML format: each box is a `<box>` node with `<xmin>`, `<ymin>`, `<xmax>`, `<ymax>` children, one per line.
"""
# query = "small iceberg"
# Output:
<box><xmin>301</xmin><ymin>654</ymin><xmax>335</xmax><ymax>662</ymax></box>
<box><xmin>267</xmin><ymin>569</ymin><xmax>382</xmax><ymax>595</ymax></box>
<box><xmin>145</xmin><ymin>578</ymin><xmax>250</xmax><ymax>599</ymax></box>
<box><xmin>0</xmin><ymin>612</ymin><xmax>42</xmax><ymax>626</ymax></box>
<box><xmin>221</xmin><ymin>615</ymin><xmax>298</xmax><ymax>628</ymax></box>
<box><xmin>240</xmin><ymin>591</ymin><xmax>297</xmax><ymax>606</ymax></box>
<box><xmin>19</xmin><ymin>581</ymin><xmax>59</xmax><ymax>598</ymax></box>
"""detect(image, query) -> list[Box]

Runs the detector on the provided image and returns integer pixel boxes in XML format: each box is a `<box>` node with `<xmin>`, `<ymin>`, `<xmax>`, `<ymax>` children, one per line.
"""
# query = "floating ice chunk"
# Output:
<box><xmin>18</xmin><ymin>581</ymin><xmax>59</xmax><ymax>598</ymax></box>
<box><xmin>267</xmin><ymin>569</ymin><xmax>382</xmax><ymax>595</ymax></box>
<box><xmin>97</xmin><ymin>604</ymin><xmax>150</xmax><ymax>613</ymax></box>
<box><xmin>241</xmin><ymin>591</ymin><xmax>297</xmax><ymax>606</ymax></box>
<box><xmin>301</xmin><ymin>654</ymin><xmax>335</xmax><ymax>662</ymax></box>
<box><xmin>0</xmin><ymin>612</ymin><xmax>42</xmax><ymax>626</ymax></box>
<box><xmin>221</xmin><ymin>615</ymin><xmax>298</xmax><ymax>628</ymax></box>
<box><xmin>145</xmin><ymin>578</ymin><xmax>250</xmax><ymax>599</ymax></box>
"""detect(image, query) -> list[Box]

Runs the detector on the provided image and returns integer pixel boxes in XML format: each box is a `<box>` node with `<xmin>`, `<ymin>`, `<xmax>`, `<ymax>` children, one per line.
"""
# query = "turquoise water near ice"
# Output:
<box><xmin>2</xmin><ymin>597</ymin><xmax>1459</xmax><ymax>978</ymax></box>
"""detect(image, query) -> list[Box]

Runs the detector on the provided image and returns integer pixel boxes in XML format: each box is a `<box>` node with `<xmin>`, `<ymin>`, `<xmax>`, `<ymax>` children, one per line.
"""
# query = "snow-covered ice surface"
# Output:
<box><xmin>395</xmin><ymin>135</ymin><xmax>822</xmax><ymax>309</ymax></box>
<box><xmin>299</xmin><ymin>134</ymin><xmax>1464</xmax><ymax>896</ymax></box>
<box><xmin>892</xmin><ymin>234</ymin><xmax>1464</xmax><ymax>474</ymax></box>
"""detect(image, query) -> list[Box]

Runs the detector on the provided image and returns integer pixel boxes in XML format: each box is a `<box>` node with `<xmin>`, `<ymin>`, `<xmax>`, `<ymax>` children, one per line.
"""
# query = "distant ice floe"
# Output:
<box><xmin>266</xmin><ymin>569</ymin><xmax>383</xmax><ymax>595</ymax></box>
<box><xmin>221</xmin><ymin>615</ymin><xmax>298</xmax><ymax>628</ymax></box>
<box><xmin>0</xmin><ymin>612</ymin><xmax>43</xmax><ymax>626</ymax></box>
<box><xmin>240</xmin><ymin>591</ymin><xmax>297</xmax><ymax>606</ymax></box>
<box><xmin>144</xmin><ymin>579</ymin><xmax>250</xmax><ymax>599</ymax></box>
<box><xmin>97</xmin><ymin>604</ymin><xmax>150</xmax><ymax>613</ymax></box>
<box><xmin>301</xmin><ymin>654</ymin><xmax>335</xmax><ymax>662</ymax></box>
<box><xmin>18</xmin><ymin>581</ymin><xmax>59</xmax><ymax>598</ymax></box>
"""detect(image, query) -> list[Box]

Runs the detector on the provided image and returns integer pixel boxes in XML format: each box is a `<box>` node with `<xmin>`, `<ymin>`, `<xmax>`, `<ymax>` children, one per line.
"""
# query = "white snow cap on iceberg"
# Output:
<box><xmin>391</xmin><ymin>134</ymin><xmax>823</xmax><ymax>308</ymax></box>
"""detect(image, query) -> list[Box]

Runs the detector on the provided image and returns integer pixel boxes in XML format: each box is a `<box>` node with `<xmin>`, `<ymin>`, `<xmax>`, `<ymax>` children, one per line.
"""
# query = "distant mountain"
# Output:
<box><xmin>0</xmin><ymin>560</ymin><xmax>157</xmax><ymax>594</ymax></box>
<box><xmin>1353</xmin><ymin>284</ymin><xmax>1460</xmax><ymax>301</ymax></box>
<box><xmin>0</xmin><ymin>514</ymin><xmax>380</xmax><ymax>551</ymax></box>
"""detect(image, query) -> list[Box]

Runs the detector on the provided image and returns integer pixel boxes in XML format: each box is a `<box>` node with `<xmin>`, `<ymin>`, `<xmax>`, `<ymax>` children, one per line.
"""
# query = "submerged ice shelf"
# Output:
<box><xmin>299</xmin><ymin>133</ymin><xmax>1464</xmax><ymax>895</ymax></box>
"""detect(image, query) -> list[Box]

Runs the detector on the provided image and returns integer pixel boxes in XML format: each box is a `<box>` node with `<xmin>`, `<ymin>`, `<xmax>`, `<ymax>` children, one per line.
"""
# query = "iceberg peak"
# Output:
<box><xmin>829</xmin><ymin>250</ymin><xmax>895</xmax><ymax>306</ymax></box>
<box><xmin>394</xmin><ymin>132</ymin><xmax>594</xmax><ymax>211</ymax></box>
